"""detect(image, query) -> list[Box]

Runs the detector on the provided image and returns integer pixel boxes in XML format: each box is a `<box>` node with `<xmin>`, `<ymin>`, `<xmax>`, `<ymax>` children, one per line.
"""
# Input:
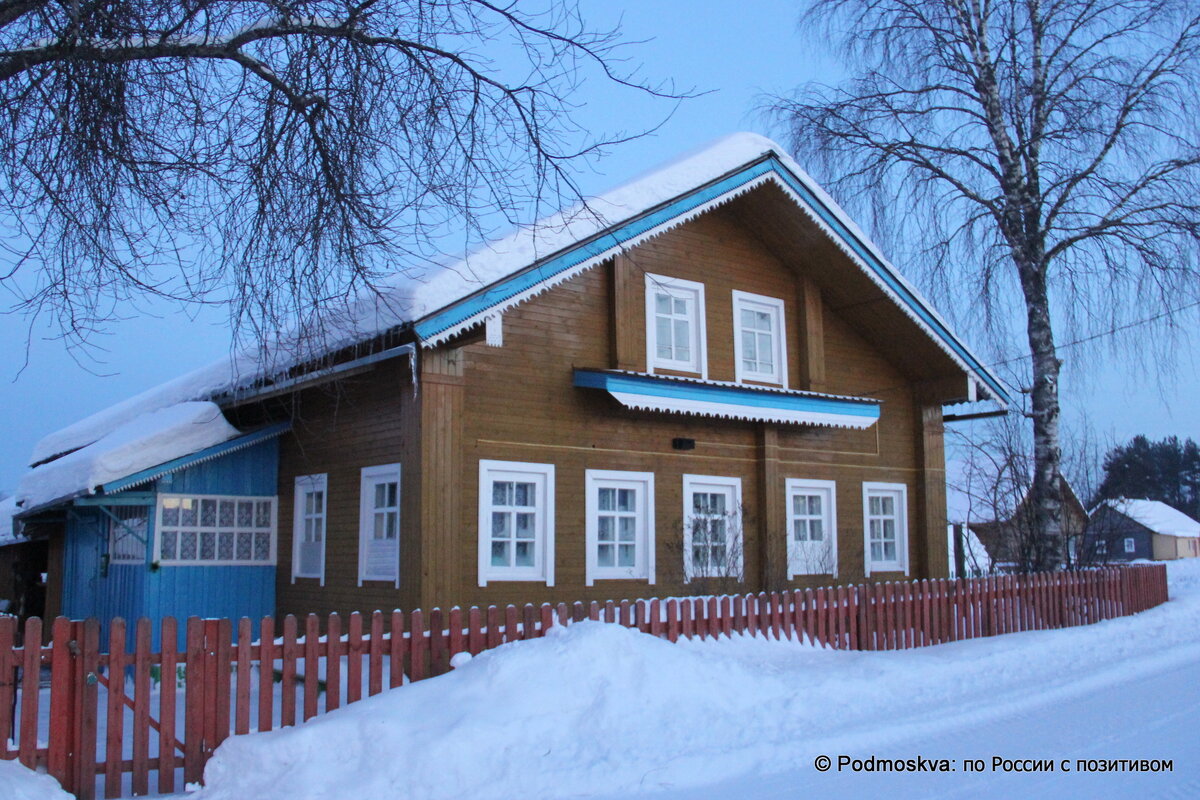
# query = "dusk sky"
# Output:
<box><xmin>1</xmin><ymin>0</ymin><xmax>1196</xmax><ymax>494</ymax></box>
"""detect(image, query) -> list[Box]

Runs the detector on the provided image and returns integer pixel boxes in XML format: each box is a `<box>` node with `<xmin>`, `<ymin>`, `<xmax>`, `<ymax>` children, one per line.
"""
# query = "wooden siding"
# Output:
<box><xmin>434</xmin><ymin>206</ymin><xmax>943</xmax><ymax>611</ymax></box>
<box><xmin>273</xmin><ymin>358</ymin><xmax>422</xmax><ymax>618</ymax></box>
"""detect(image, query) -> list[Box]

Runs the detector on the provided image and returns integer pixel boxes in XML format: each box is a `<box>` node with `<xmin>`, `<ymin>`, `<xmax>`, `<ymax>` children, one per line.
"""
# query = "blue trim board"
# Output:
<box><xmin>99</xmin><ymin>422</ymin><xmax>291</xmax><ymax>494</ymax></box>
<box><xmin>573</xmin><ymin>370</ymin><xmax>880</xmax><ymax>420</ymax></box>
<box><xmin>413</xmin><ymin>160</ymin><xmax>774</xmax><ymax>342</ymax></box>
<box><xmin>414</xmin><ymin>155</ymin><xmax>1010</xmax><ymax>406</ymax></box>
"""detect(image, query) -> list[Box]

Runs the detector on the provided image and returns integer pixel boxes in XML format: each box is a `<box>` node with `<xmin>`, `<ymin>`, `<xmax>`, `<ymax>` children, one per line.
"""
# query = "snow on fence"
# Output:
<box><xmin>0</xmin><ymin>563</ymin><xmax>1169</xmax><ymax>799</ymax></box>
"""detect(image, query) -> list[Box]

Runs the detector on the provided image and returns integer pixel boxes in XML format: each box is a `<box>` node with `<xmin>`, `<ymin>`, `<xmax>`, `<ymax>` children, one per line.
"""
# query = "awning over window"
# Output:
<box><xmin>573</xmin><ymin>369</ymin><xmax>880</xmax><ymax>430</ymax></box>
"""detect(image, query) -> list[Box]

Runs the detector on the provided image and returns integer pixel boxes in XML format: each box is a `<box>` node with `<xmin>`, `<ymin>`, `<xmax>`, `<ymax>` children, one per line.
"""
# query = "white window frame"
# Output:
<box><xmin>292</xmin><ymin>474</ymin><xmax>327</xmax><ymax>584</ymax></box>
<box><xmin>863</xmin><ymin>482</ymin><xmax>909</xmax><ymax>576</ymax></box>
<box><xmin>1095</xmin><ymin>539</ymin><xmax>1108</xmax><ymax>556</ymax></box>
<box><xmin>732</xmin><ymin>290</ymin><xmax>788</xmax><ymax>386</ymax></box>
<box><xmin>785</xmin><ymin>478</ymin><xmax>837</xmax><ymax>578</ymax></box>
<box><xmin>358</xmin><ymin>463</ymin><xmax>402</xmax><ymax>587</ymax></box>
<box><xmin>156</xmin><ymin>493</ymin><xmax>277</xmax><ymax>567</ymax></box>
<box><xmin>585</xmin><ymin>470</ymin><xmax>655</xmax><ymax>586</ymax></box>
<box><xmin>682</xmin><ymin>474</ymin><xmax>744</xmax><ymax>582</ymax></box>
<box><xmin>478</xmin><ymin>460</ymin><xmax>555</xmax><ymax>586</ymax></box>
<box><xmin>1123</xmin><ymin>537</ymin><xmax>1135</xmax><ymax>554</ymax></box>
<box><xmin>645</xmin><ymin>272</ymin><xmax>707</xmax><ymax>377</ymax></box>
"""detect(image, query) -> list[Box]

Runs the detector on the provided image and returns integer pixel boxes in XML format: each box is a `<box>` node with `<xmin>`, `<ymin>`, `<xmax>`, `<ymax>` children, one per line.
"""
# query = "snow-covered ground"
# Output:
<box><xmin>8</xmin><ymin>561</ymin><xmax>1200</xmax><ymax>798</ymax></box>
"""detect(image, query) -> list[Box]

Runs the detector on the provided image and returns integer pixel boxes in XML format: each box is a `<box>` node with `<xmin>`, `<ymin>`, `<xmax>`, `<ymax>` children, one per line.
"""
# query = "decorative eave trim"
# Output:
<box><xmin>99</xmin><ymin>422</ymin><xmax>292</xmax><ymax>495</ymax></box>
<box><xmin>573</xmin><ymin>369</ymin><xmax>880</xmax><ymax>430</ymax></box>
<box><xmin>412</xmin><ymin>156</ymin><xmax>1010</xmax><ymax>407</ymax></box>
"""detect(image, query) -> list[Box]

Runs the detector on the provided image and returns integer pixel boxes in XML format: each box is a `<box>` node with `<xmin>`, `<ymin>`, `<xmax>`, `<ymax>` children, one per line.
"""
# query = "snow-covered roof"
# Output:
<box><xmin>1100</xmin><ymin>499</ymin><xmax>1200</xmax><ymax>538</ymax></box>
<box><xmin>17</xmin><ymin>402</ymin><xmax>240</xmax><ymax>513</ymax></box>
<box><xmin>0</xmin><ymin>496</ymin><xmax>19</xmax><ymax>547</ymax></box>
<box><xmin>30</xmin><ymin>132</ymin><xmax>1009</xmax><ymax>467</ymax></box>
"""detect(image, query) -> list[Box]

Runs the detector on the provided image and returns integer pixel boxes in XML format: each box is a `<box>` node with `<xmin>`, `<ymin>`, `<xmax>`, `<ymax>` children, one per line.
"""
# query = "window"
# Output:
<box><xmin>786</xmin><ymin>479</ymin><xmax>837</xmax><ymax>577</ymax></box>
<box><xmin>863</xmin><ymin>482</ymin><xmax>908</xmax><ymax>575</ymax></box>
<box><xmin>478</xmin><ymin>460</ymin><xmax>555</xmax><ymax>586</ymax></box>
<box><xmin>585</xmin><ymin>470</ymin><xmax>655</xmax><ymax>585</ymax></box>
<box><xmin>359</xmin><ymin>464</ymin><xmax>401</xmax><ymax>586</ymax></box>
<box><xmin>108</xmin><ymin>506</ymin><xmax>149</xmax><ymax>564</ymax></box>
<box><xmin>158</xmin><ymin>494</ymin><xmax>276</xmax><ymax>567</ymax></box>
<box><xmin>645</xmin><ymin>273</ymin><xmax>706</xmax><ymax>376</ymax></box>
<box><xmin>292</xmin><ymin>474</ymin><xmax>327</xmax><ymax>583</ymax></box>
<box><xmin>1094</xmin><ymin>539</ymin><xmax>1107</xmax><ymax>556</ymax></box>
<box><xmin>732</xmin><ymin>291</ymin><xmax>787</xmax><ymax>386</ymax></box>
<box><xmin>1124</xmin><ymin>537</ymin><xmax>1136</xmax><ymax>554</ymax></box>
<box><xmin>682</xmin><ymin>475</ymin><xmax>743</xmax><ymax>581</ymax></box>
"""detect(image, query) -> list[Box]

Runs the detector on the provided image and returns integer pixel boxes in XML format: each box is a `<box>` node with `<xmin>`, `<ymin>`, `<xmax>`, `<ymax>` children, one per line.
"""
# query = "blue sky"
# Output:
<box><xmin>0</xmin><ymin>0</ymin><xmax>1196</xmax><ymax>492</ymax></box>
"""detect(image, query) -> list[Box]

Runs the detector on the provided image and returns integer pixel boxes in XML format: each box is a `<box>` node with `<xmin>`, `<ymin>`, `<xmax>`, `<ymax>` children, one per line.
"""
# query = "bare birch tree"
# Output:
<box><xmin>0</xmin><ymin>1</ymin><xmax>675</xmax><ymax>350</ymax></box>
<box><xmin>769</xmin><ymin>0</ymin><xmax>1200</xmax><ymax>555</ymax></box>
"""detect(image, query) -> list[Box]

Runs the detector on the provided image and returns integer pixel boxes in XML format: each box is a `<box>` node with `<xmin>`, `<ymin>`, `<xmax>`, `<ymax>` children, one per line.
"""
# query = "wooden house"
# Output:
<box><xmin>968</xmin><ymin>477</ymin><xmax>1089</xmax><ymax>571</ymax></box>
<box><xmin>8</xmin><ymin>134</ymin><xmax>1009</xmax><ymax>629</ymax></box>
<box><xmin>1087</xmin><ymin>499</ymin><xmax>1200</xmax><ymax>562</ymax></box>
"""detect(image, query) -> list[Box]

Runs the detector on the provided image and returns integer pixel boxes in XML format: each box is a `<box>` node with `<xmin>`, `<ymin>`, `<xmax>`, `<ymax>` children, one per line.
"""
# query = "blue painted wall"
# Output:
<box><xmin>61</xmin><ymin>438</ymin><xmax>280</xmax><ymax>650</ymax></box>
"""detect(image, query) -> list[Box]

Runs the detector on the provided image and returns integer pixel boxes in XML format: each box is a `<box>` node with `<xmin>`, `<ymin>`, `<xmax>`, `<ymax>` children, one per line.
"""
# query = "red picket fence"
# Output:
<box><xmin>0</xmin><ymin>564</ymin><xmax>1168</xmax><ymax>799</ymax></box>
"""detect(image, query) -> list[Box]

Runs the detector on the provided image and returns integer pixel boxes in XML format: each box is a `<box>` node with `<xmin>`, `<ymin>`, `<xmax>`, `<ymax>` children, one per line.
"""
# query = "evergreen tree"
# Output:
<box><xmin>1094</xmin><ymin>436</ymin><xmax>1200</xmax><ymax>519</ymax></box>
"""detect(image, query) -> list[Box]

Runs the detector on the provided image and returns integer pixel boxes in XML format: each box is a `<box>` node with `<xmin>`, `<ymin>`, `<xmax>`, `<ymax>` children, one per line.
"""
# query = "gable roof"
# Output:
<box><xmin>1097</xmin><ymin>499</ymin><xmax>1200</xmax><ymax>538</ymax></box>
<box><xmin>28</xmin><ymin>133</ymin><xmax>1009</xmax><ymax>468</ymax></box>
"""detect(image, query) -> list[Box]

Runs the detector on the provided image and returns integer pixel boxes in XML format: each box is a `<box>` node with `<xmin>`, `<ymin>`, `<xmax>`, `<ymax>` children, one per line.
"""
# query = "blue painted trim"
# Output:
<box><xmin>413</xmin><ymin>160</ymin><xmax>774</xmax><ymax>342</ymax></box>
<box><xmin>99</xmin><ymin>422</ymin><xmax>291</xmax><ymax>494</ymax></box>
<box><xmin>573</xmin><ymin>370</ymin><xmax>880</xmax><ymax>419</ymax></box>
<box><xmin>412</xmin><ymin>154</ymin><xmax>1010</xmax><ymax>406</ymax></box>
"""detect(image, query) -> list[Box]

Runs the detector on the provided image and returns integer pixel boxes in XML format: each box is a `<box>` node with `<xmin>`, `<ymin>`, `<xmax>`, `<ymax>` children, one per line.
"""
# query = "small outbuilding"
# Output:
<box><xmin>1087</xmin><ymin>499</ymin><xmax>1200</xmax><ymax>562</ymax></box>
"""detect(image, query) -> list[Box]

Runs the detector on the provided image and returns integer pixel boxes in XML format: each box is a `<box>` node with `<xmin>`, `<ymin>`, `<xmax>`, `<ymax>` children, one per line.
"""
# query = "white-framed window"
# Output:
<box><xmin>732</xmin><ymin>290</ymin><xmax>787</xmax><ymax>386</ymax></box>
<box><xmin>645</xmin><ymin>272</ymin><xmax>707</xmax><ymax>376</ymax></box>
<box><xmin>585</xmin><ymin>470</ymin><xmax>655</xmax><ymax>585</ymax></box>
<box><xmin>157</xmin><ymin>494</ymin><xmax>277</xmax><ymax>567</ymax></box>
<box><xmin>358</xmin><ymin>464</ymin><xmax>401</xmax><ymax>586</ymax></box>
<box><xmin>1124</xmin><ymin>537</ymin><xmax>1136</xmax><ymax>554</ymax></box>
<box><xmin>292</xmin><ymin>474</ymin><xmax>327</xmax><ymax>583</ymax></box>
<box><xmin>786</xmin><ymin>479</ymin><xmax>837</xmax><ymax>577</ymax></box>
<box><xmin>478</xmin><ymin>460</ymin><xmax>555</xmax><ymax>586</ymax></box>
<box><xmin>682</xmin><ymin>475</ymin><xmax>743</xmax><ymax>581</ymax></box>
<box><xmin>1095</xmin><ymin>539</ymin><xmax>1108</xmax><ymax>556</ymax></box>
<box><xmin>108</xmin><ymin>506</ymin><xmax>149</xmax><ymax>564</ymax></box>
<box><xmin>863</xmin><ymin>482</ymin><xmax>908</xmax><ymax>575</ymax></box>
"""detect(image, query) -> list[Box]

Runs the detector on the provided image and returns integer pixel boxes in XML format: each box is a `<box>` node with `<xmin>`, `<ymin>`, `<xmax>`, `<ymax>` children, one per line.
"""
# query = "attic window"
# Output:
<box><xmin>645</xmin><ymin>273</ymin><xmax>706</xmax><ymax>376</ymax></box>
<box><xmin>732</xmin><ymin>291</ymin><xmax>787</xmax><ymax>386</ymax></box>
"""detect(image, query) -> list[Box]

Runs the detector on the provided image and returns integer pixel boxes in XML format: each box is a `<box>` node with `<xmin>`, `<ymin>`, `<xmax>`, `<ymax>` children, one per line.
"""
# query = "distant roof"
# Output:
<box><xmin>1098</xmin><ymin>499</ymin><xmax>1200</xmax><ymax>538</ymax></box>
<box><xmin>28</xmin><ymin>132</ymin><xmax>1010</xmax><ymax>467</ymax></box>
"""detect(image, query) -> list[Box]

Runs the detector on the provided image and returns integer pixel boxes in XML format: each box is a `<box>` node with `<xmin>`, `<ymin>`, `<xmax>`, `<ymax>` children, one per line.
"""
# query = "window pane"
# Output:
<box><xmin>237</xmin><ymin>501</ymin><xmax>254</xmax><ymax>527</ymax></box>
<box><xmin>180</xmin><ymin>500</ymin><xmax>198</xmax><ymax>527</ymax></box>
<box><xmin>491</xmin><ymin>511</ymin><xmax>510</xmax><ymax>537</ymax></box>
<box><xmin>217</xmin><ymin>531</ymin><xmax>234</xmax><ymax>561</ymax></box>
<box><xmin>869</xmin><ymin>496</ymin><xmax>882</xmax><ymax>515</ymax></box>
<box><xmin>598</xmin><ymin>544</ymin><xmax>614</xmax><ymax>567</ymax></box>
<box><xmin>655</xmin><ymin>293</ymin><xmax>671</xmax><ymax>314</ymax></box>
<box><xmin>161</xmin><ymin>530</ymin><xmax>177</xmax><ymax>559</ymax></box>
<box><xmin>180</xmin><ymin>531</ymin><xmax>197</xmax><ymax>560</ymax></box>
<box><xmin>200</xmin><ymin>532</ymin><xmax>216</xmax><ymax>561</ymax></box>
<box><xmin>598</xmin><ymin>487</ymin><xmax>615</xmax><ymax>511</ymax></box>
<box><xmin>656</xmin><ymin>318</ymin><xmax>673</xmax><ymax>359</ymax></box>
<box><xmin>598</xmin><ymin>516</ymin><xmax>614</xmax><ymax>542</ymax></box>
<box><xmin>673</xmin><ymin>297</ymin><xmax>687</xmax><ymax>315</ymax></box>
<box><xmin>255</xmin><ymin>501</ymin><xmax>271</xmax><ymax>527</ymax></box>
<box><xmin>514</xmin><ymin>482</ymin><xmax>535</xmax><ymax>507</ymax></box>
<box><xmin>711</xmin><ymin>545</ymin><xmax>726</xmax><ymax>568</ymax></box>
<box><xmin>880</xmin><ymin>496</ymin><xmax>894</xmax><ymax>515</ymax></box>
<box><xmin>809</xmin><ymin>520</ymin><xmax>823</xmax><ymax>541</ymax></box>
<box><xmin>793</xmin><ymin>520</ymin><xmax>806</xmax><ymax>542</ymax></box>
<box><xmin>515</xmin><ymin>513</ymin><xmax>535</xmax><ymax>539</ymax></box>
<box><xmin>491</xmin><ymin>541</ymin><xmax>509</xmax><ymax>567</ymax></box>
<box><xmin>254</xmin><ymin>531</ymin><xmax>271</xmax><ymax>561</ymax></box>
<box><xmin>673</xmin><ymin>320</ymin><xmax>690</xmax><ymax>358</ymax></box>
<box><xmin>617</xmin><ymin>488</ymin><xmax>635</xmax><ymax>512</ymax></box>
<box><xmin>618</xmin><ymin>517</ymin><xmax>637</xmax><ymax>542</ymax></box>
<box><xmin>162</xmin><ymin>503</ymin><xmax>180</xmax><ymax>526</ymax></box>
<box><xmin>201</xmin><ymin>499</ymin><xmax>218</xmax><ymax>527</ymax></box>
<box><xmin>618</xmin><ymin>544</ymin><xmax>635</xmax><ymax>567</ymax></box>
<box><xmin>375</xmin><ymin>483</ymin><xmax>387</xmax><ymax>508</ymax></box>
<box><xmin>237</xmin><ymin>532</ymin><xmax>253</xmax><ymax>560</ymax></box>
<box><xmin>515</xmin><ymin>541</ymin><xmax>534</xmax><ymax>567</ymax></box>
<box><xmin>493</xmin><ymin>481</ymin><xmax>511</xmax><ymax>507</ymax></box>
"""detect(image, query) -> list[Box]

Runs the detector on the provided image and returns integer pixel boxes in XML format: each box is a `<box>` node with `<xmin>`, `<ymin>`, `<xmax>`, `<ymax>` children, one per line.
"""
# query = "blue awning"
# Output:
<box><xmin>573</xmin><ymin>370</ymin><xmax>880</xmax><ymax>429</ymax></box>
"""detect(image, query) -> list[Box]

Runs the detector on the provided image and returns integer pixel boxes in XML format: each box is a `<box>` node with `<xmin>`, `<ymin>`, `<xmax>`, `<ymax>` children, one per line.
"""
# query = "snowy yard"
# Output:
<box><xmin>9</xmin><ymin>561</ymin><xmax>1200</xmax><ymax>799</ymax></box>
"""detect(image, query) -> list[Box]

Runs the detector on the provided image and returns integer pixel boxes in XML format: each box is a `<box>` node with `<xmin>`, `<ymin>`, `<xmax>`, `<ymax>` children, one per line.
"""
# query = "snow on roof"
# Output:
<box><xmin>0</xmin><ymin>495</ymin><xmax>19</xmax><ymax>547</ymax></box>
<box><xmin>1102</xmin><ymin>499</ymin><xmax>1200</xmax><ymax>538</ymax></box>
<box><xmin>17</xmin><ymin>402</ymin><xmax>239</xmax><ymax>513</ymax></box>
<box><xmin>30</xmin><ymin>132</ymin><xmax>1004</xmax><ymax>466</ymax></box>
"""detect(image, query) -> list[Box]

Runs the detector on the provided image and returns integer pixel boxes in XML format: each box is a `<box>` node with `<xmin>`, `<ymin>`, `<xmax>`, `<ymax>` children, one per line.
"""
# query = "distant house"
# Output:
<box><xmin>968</xmin><ymin>477</ymin><xmax>1088</xmax><ymax>571</ymax></box>
<box><xmin>1087</xmin><ymin>499</ymin><xmax>1200</xmax><ymax>562</ymax></box>
<box><xmin>8</xmin><ymin>134</ymin><xmax>1010</xmax><ymax>638</ymax></box>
